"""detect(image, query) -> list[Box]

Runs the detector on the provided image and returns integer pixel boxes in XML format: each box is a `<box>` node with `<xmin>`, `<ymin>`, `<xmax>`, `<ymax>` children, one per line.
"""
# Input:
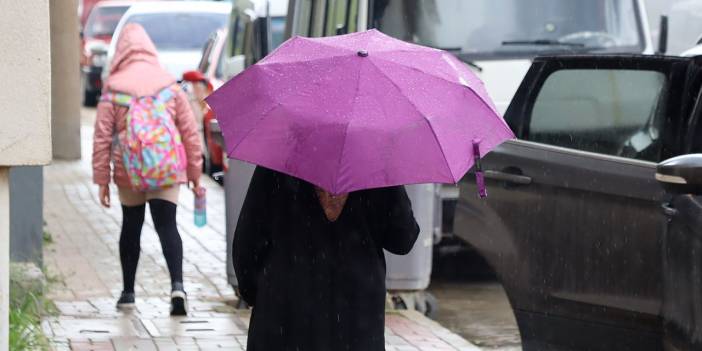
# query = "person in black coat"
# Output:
<box><xmin>233</xmin><ymin>166</ymin><xmax>420</xmax><ymax>351</ymax></box>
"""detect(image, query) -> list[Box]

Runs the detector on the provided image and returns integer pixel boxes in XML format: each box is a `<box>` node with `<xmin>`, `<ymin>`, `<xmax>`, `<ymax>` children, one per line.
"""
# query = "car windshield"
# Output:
<box><xmin>372</xmin><ymin>0</ymin><xmax>644</xmax><ymax>59</ymax></box>
<box><xmin>126</xmin><ymin>12</ymin><xmax>229</xmax><ymax>51</ymax></box>
<box><xmin>84</xmin><ymin>5</ymin><xmax>129</xmax><ymax>38</ymax></box>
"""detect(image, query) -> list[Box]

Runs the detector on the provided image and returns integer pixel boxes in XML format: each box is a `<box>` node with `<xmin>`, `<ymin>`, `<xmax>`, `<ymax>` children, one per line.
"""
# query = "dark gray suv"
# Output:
<box><xmin>453</xmin><ymin>55</ymin><xmax>702</xmax><ymax>350</ymax></box>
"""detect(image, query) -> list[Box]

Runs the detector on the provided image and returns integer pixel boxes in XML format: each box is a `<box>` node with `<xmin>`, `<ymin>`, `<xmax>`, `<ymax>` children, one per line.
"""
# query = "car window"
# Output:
<box><xmin>295</xmin><ymin>0</ymin><xmax>314</xmax><ymax>36</ymax></box>
<box><xmin>84</xmin><ymin>6</ymin><xmax>129</xmax><ymax>38</ymax></box>
<box><xmin>325</xmin><ymin>0</ymin><xmax>348</xmax><ymax>35</ymax></box>
<box><xmin>215</xmin><ymin>38</ymin><xmax>226</xmax><ymax>79</ymax></box>
<box><xmin>126</xmin><ymin>12</ymin><xmax>228</xmax><ymax>51</ymax></box>
<box><xmin>270</xmin><ymin>16</ymin><xmax>287</xmax><ymax>50</ymax></box>
<box><xmin>323</xmin><ymin>0</ymin><xmax>358</xmax><ymax>36</ymax></box>
<box><xmin>230</xmin><ymin>14</ymin><xmax>246</xmax><ymax>56</ymax></box>
<box><xmin>527</xmin><ymin>69</ymin><xmax>667</xmax><ymax>161</ymax></box>
<box><xmin>198</xmin><ymin>35</ymin><xmax>217</xmax><ymax>73</ymax></box>
<box><xmin>244</xmin><ymin>21</ymin><xmax>255</xmax><ymax>66</ymax></box>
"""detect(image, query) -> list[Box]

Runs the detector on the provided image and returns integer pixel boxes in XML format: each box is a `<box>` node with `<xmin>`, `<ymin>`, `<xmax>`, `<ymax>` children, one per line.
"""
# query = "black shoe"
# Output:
<box><xmin>170</xmin><ymin>282</ymin><xmax>188</xmax><ymax>316</ymax></box>
<box><xmin>116</xmin><ymin>291</ymin><xmax>135</xmax><ymax>310</ymax></box>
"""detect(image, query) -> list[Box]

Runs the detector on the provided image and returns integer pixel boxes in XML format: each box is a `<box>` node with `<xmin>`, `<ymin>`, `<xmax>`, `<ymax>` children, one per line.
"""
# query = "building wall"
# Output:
<box><xmin>9</xmin><ymin>167</ymin><xmax>44</xmax><ymax>265</ymax></box>
<box><xmin>0</xmin><ymin>0</ymin><xmax>53</xmax><ymax>166</ymax></box>
<box><xmin>51</xmin><ymin>0</ymin><xmax>82</xmax><ymax>160</ymax></box>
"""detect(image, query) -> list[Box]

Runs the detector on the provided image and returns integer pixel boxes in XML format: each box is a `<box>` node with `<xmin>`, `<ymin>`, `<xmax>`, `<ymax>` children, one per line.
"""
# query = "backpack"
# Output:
<box><xmin>101</xmin><ymin>85</ymin><xmax>187</xmax><ymax>191</ymax></box>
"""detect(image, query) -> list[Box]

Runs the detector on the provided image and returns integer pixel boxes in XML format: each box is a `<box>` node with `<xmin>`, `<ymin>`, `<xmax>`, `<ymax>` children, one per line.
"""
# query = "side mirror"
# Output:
<box><xmin>656</xmin><ymin>154</ymin><xmax>702</xmax><ymax>195</ymax></box>
<box><xmin>657</xmin><ymin>15</ymin><xmax>669</xmax><ymax>55</ymax></box>
<box><xmin>222</xmin><ymin>55</ymin><xmax>246</xmax><ymax>80</ymax></box>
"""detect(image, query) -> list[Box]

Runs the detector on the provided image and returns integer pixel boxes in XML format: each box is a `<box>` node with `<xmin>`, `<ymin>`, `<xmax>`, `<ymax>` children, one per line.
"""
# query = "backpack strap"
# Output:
<box><xmin>100</xmin><ymin>91</ymin><xmax>134</xmax><ymax>106</ymax></box>
<box><xmin>101</xmin><ymin>85</ymin><xmax>178</xmax><ymax>109</ymax></box>
<box><xmin>155</xmin><ymin>85</ymin><xmax>179</xmax><ymax>103</ymax></box>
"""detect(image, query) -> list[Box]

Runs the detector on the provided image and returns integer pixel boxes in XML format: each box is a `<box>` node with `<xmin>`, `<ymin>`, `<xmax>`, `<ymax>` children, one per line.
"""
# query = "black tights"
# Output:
<box><xmin>119</xmin><ymin>199</ymin><xmax>183</xmax><ymax>293</ymax></box>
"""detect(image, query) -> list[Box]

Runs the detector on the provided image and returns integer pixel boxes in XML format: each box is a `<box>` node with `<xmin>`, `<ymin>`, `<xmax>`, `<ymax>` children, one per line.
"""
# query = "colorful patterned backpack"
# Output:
<box><xmin>101</xmin><ymin>85</ymin><xmax>187</xmax><ymax>191</ymax></box>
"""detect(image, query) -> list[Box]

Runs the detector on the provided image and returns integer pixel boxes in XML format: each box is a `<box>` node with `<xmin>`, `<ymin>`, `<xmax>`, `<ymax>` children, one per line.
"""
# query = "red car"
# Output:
<box><xmin>181</xmin><ymin>29</ymin><xmax>228</xmax><ymax>181</ymax></box>
<box><xmin>80</xmin><ymin>1</ymin><xmax>132</xmax><ymax>105</ymax></box>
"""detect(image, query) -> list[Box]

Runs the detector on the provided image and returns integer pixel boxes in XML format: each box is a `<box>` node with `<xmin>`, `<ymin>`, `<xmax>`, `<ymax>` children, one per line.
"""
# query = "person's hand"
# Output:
<box><xmin>99</xmin><ymin>184</ymin><xmax>111</xmax><ymax>208</ymax></box>
<box><xmin>189</xmin><ymin>179</ymin><xmax>201</xmax><ymax>195</ymax></box>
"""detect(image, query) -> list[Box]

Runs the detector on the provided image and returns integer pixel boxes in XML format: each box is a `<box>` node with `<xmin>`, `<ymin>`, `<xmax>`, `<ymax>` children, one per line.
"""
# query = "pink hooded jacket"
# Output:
<box><xmin>92</xmin><ymin>24</ymin><xmax>202</xmax><ymax>188</ymax></box>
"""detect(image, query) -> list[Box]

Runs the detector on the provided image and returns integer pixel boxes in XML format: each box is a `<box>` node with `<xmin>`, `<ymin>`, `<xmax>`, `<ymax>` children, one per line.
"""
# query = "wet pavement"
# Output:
<box><xmin>40</xmin><ymin>108</ymin><xmax>484</xmax><ymax>350</ymax></box>
<box><xmin>427</xmin><ymin>244</ymin><xmax>522</xmax><ymax>351</ymax></box>
<box><xmin>429</xmin><ymin>281</ymin><xmax>521</xmax><ymax>351</ymax></box>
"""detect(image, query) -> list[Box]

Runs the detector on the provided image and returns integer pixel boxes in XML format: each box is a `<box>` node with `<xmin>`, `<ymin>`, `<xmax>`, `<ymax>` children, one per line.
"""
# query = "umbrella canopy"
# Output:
<box><xmin>206</xmin><ymin>29</ymin><xmax>514</xmax><ymax>194</ymax></box>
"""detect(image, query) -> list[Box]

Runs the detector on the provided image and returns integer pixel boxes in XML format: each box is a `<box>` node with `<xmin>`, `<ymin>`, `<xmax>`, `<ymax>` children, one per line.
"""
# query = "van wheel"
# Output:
<box><xmin>202</xmin><ymin>154</ymin><xmax>211</xmax><ymax>175</ymax></box>
<box><xmin>418</xmin><ymin>292</ymin><xmax>438</xmax><ymax>319</ymax></box>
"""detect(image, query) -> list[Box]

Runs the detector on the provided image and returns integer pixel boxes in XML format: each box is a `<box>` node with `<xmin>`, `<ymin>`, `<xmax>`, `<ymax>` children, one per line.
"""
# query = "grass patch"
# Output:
<box><xmin>42</xmin><ymin>231</ymin><xmax>53</xmax><ymax>244</ymax></box>
<box><xmin>9</xmin><ymin>263</ymin><xmax>55</xmax><ymax>351</ymax></box>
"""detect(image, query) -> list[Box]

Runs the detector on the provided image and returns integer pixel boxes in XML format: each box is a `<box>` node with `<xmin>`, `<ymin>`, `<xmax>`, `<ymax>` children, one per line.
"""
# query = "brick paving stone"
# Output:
<box><xmin>43</xmin><ymin>117</ymin><xmax>482</xmax><ymax>350</ymax></box>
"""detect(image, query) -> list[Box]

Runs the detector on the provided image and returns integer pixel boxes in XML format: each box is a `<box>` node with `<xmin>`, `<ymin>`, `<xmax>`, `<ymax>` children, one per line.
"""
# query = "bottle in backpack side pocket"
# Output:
<box><xmin>194</xmin><ymin>187</ymin><xmax>207</xmax><ymax>227</ymax></box>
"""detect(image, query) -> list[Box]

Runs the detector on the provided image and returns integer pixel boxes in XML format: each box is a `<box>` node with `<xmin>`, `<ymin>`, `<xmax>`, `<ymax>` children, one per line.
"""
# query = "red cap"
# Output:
<box><xmin>182</xmin><ymin>70</ymin><xmax>206</xmax><ymax>82</ymax></box>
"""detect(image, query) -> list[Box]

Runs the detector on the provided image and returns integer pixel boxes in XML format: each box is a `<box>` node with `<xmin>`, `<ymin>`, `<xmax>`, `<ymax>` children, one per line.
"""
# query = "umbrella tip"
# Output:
<box><xmin>357</xmin><ymin>50</ymin><xmax>368</xmax><ymax>57</ymax></box>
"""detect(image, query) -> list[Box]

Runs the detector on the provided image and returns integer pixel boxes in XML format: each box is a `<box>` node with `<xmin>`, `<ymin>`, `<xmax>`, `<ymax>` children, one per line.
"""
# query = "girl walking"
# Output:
<box><xmin>92</xmin><ymin>24</ymin><xmax>202</xmax><ymax>316</ymax></box>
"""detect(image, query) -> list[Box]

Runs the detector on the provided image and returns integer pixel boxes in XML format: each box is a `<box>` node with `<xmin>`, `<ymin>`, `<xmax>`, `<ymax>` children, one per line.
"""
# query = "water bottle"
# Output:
<box><xmin>194</xmin><ymin>187</ymin><xmax>207</xmax><ymax>227</ymax></box>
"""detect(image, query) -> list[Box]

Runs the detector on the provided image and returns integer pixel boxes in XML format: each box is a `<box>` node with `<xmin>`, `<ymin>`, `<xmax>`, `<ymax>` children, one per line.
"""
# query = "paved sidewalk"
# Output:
<box><xmin>41</xmin><ymin>121</ymin><xmax>481</xmax><ymax>351</ymax></box>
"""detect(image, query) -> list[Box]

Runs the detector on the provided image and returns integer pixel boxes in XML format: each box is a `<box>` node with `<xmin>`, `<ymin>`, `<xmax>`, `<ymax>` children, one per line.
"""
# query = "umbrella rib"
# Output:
<box><xmin>298</xmin><ymin>36</ymin><xmax>357</xmax><ymax>54</ymax></box>
<box><xmin>332</xmin><ymin>54</ymin><xmax>365</xmax><ymax>194</ymax></box>
<box><xmin>227</xmin><ymin>102</ymin><xmax>283</xmax><ymax>157</ymax></box>
<box><xmin>372</xmin><ymin>54</ymin><xmax>503</xmax><ymax>115</ymax></box>
<box><xmin>257</xmin><ymin>53</ymin><xmax>354</xmax><ymax>67</ymax></box>
<box><xmin>366</xmin><ymin>59</ymin><xmax>457</xmax><ymax>183</ymax></box>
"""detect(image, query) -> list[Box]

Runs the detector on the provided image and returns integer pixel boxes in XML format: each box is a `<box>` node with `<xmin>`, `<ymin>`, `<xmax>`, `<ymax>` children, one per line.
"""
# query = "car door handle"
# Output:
<box><xmin>662</xmin><ymin>203</ymin><xmax>678</xmax><ymax>217</ymax></box>
<box><xmin>484</xmin><ymin>170</ymin><xmax>532</xmax><ymax>185</ymax></box>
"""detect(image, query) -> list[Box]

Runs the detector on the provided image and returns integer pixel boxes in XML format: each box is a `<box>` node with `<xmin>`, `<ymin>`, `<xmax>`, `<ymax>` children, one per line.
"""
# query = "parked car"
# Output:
<box><xmin>184</xmin><ymin>29</ymin><xmax>228</xmax><ymax>178</ymax></box>
<box><xmin>451</xmin><ymin>54</ymin><xmax>702</xmax><ymax>350</ymax></box>
<box><xmin>181</xmin><ymin>66</ymin><xmax>226</xmax><ymax>179</ymax></box>
<box><xmin>200</xmin><ymin>0</ymin><xmax>289</xmax><ymax>297</ymax></box>
<box><xmin>220</xmin><ymin>0</ymin><xmax>288</xmax><ymax>80</ymax></box>
<box><xmin>105</xmin><ymin>0</ymin><xmax>230</xmax><ymax>164</ymax></box>
<box><xmin>80</xmin><ymin>1</ymin><xmax>131</xmax><ymax>106</ymax></box>
<box><xmin>191</xmin><ymin>0</ymin><xmax>288</xmax><ymax>182</ymax></box>
<box><xmin>105</xmin><ymin>1</ymin><xmax>231</xmax><ymax>82</ymax></box>
<box><xmin>656</xmin><ymin>155</ymin><xmax>702</xmax><ymax>351</ymax></box>
<box><xmin>195</xmin><ymin>28</ymin><xmax>228</xmax><ymax>91</ymax></box>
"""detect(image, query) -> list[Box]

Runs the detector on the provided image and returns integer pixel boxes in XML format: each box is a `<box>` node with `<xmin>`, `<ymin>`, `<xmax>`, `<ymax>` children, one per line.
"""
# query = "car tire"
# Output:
<box><xmin>419</xmin><ymin>292</ymin><xmax>438</xmax><ymax>319</ymax></box>
<box><xmin>202</xmin><ymin>154</ymin><xmax>211</xmax><ymax>175</ymax></box>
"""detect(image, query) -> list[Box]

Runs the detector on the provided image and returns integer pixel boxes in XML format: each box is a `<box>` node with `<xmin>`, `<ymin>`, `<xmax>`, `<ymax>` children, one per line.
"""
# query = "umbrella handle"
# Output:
<box><xmin>473</xmin><ymin>140</ymin><xmax>487</xmax><ymax>198</ymax></box>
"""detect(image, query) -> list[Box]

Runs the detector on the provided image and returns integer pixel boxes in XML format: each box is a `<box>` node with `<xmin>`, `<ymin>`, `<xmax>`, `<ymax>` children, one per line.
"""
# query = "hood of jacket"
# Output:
<box><xmin>104</xmin><ymin>23</ymin><xmax>175</xmax><ymax>97</ymax></box>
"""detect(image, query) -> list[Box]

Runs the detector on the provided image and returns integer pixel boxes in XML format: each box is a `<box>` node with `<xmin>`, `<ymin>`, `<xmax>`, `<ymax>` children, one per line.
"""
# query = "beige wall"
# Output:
<box><xmin>0</xmin><ymin>0</ymin><xmax>53</xmax><ymax>166</ymax></box>
<box><xmin>50</xmin><ymin>0</ymin><xmax>82</xmax><ymax>160</ymax></box>
<box><xmin>0</xmin><ymin>3</ymin><xmax>53</xmax><ymax>349</ymax></box>
<box><xmin>0</xmin><ymin>168</ymin><xmax>8</xmax><ymax>351</ymax></box>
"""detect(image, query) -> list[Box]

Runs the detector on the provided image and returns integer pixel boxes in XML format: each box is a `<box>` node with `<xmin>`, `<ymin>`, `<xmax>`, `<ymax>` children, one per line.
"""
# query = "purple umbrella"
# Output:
<box><xmin>206</xmin><ymin>29</ymin><xmax>514</xmax><ymax>195</ymax></box>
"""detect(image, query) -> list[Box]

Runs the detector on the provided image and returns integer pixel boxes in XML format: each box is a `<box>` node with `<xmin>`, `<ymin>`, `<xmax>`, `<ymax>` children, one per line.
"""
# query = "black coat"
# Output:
<box><xmin>233</xmin><ymin>167</ymin><xmax>420</xmax><ymax>351</ymax></box>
